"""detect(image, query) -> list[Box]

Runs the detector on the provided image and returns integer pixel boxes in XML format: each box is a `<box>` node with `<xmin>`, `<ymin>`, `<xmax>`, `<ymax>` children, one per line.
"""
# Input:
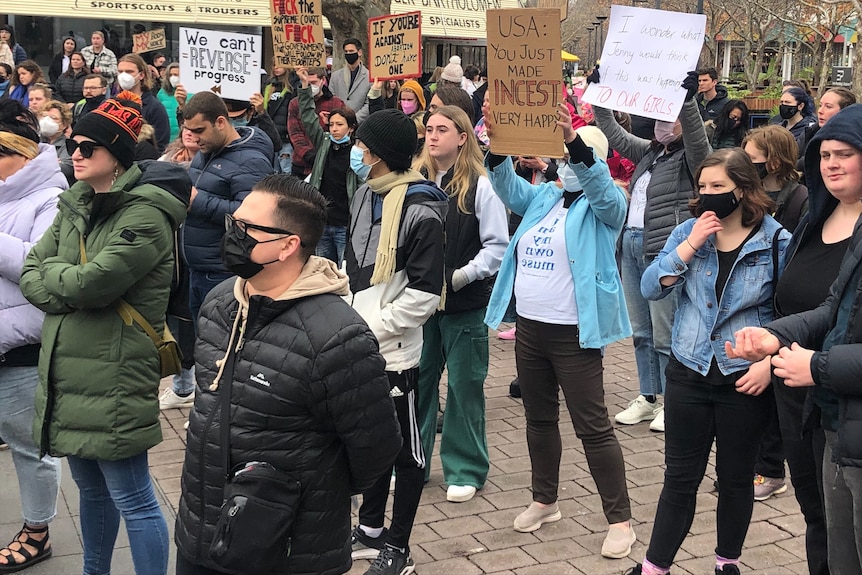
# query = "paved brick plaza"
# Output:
<box><xmin>0</xmin><ymin>326</ymin><xmax>810</xmax><ymax>574</ymax></box>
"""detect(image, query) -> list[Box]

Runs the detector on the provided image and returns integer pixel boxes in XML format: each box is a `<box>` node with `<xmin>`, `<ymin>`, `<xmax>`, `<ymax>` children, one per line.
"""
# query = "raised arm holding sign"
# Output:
<box><xmin>581</xmin><ymin>5</ymin><xmax>706</xmax><ymax>122</ymax></box>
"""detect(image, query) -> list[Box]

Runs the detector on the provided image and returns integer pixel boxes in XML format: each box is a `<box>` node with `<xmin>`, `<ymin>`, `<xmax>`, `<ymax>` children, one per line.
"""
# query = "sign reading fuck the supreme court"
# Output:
<box><xmin>581</xmin><ymin>5</ymin><xmax>706</xmax><ymax>122</ymax></box>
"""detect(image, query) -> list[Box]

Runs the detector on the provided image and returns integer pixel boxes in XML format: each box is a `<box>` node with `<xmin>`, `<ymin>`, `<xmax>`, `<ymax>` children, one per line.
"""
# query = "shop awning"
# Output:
<box><xmin>562</xmin><ymin>50</ymin><xmax>580</xmax><ymax>62</ymax></box>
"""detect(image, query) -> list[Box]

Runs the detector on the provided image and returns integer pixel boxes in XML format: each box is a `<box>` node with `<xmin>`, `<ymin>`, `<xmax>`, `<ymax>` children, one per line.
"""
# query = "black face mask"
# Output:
<box><xmin>699</xmin><ymin>189</ymin><xmax>740</xmax><ymax>220</ymax></box>
<box><xmin>220</xmin><ymin>225</ymin><xmax>279</xmax><ymax>279</ymax></box>
<box><xmin>752</xmin><ymin>162</ymin><xmax>769</xmax><ymax>180</ymax></box>
<box><xmin>779</xmin><ymin>104</ymin><xmax>799</xmax><ymax>120</ymax></box>
<box><xmin>344</xmin><ymin>52</ymin><xmax>360</xmax><ymax>65</ymax></box>
<box><xmin>86</xmin><ymin>94</ymin><xmax>106</xmax><ymax>107</ymax></box>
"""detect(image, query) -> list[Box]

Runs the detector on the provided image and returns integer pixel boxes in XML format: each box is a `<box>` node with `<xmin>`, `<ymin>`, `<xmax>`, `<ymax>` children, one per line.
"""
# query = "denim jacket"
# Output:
<box><xmin>641</xmin><ymin>216</ymin><xmax>791</xmax><ymax>375</ymax></box>
<box><xmin>485</xmin><ymin>155</ymin><xmax>631</xmax><ymax>349</ymax></box>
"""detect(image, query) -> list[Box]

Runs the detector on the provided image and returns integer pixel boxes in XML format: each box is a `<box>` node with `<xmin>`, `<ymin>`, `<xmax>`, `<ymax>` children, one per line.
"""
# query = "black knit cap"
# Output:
<box><xmin>355</xmin><ymin>109</ymin><xmax>417</xmax><ymax>172</ymax></box>
<box><xmin>71</xmin><ymin>90</ymin><xmax>143</xmax><ymax>169</ymax></box>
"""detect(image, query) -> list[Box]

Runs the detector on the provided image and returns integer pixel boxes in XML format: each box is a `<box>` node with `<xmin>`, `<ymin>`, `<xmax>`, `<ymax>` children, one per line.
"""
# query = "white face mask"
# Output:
<box><xmin>310</xmin><ymin>84</ymin><xmax>321</xmax><ymax>97</ymax></box>
<box><xmin>117</xmin><ymin>72</ymin><xmax>137</xmax><ymax>91</ymax></box>
<box><xmin>557</xmin><ymin>163</ymin><xmax>581</xmax><ymax>192</ymax></box>
<box><xmin>169</xmin><ymin>75</ymin><xmax>180</xmax><ymax>88</ymax></box>
<box><xmin>39</xmin><ymin>116</ymin><xmax>61</xmax><ymax>138</ymax></box>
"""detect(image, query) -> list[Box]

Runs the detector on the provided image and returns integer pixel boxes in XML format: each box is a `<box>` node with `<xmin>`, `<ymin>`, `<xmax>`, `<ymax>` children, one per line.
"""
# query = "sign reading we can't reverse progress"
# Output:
<box><xmin>179</xmin><ymin>27</ymin><xmax>262</xmax><ymax>101</ymax></box>
<box><xmin>487</xmin><ymin>9</ymin><xmax>562</xmax><ymax>158</ymax></box>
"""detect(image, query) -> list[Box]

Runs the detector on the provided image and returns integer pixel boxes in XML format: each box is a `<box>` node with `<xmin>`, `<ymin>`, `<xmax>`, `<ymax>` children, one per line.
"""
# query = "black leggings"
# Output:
<box><xmin>646</xmin><ymin>357</ymin><xmax>772</xmax><ymax>568</ymax></box>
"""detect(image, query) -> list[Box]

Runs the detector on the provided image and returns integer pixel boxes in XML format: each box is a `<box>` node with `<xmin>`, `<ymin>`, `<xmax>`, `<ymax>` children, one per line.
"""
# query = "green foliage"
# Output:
<box><xmin>727</xmin><ymin>86</ymin><xmax>753</xmax><ymax>99</ymax></box>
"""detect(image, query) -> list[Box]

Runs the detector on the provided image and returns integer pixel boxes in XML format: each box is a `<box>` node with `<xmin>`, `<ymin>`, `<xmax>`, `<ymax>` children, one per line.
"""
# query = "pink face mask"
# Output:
<box><xmin>654</xmin><ymin>120</ymin><xmax>679</xmax><ymax>146</ymax></box>
<box><xmin>401</xmin><ymin>100</ymin><xmax>418</xmax><ymax>115</ymax></box>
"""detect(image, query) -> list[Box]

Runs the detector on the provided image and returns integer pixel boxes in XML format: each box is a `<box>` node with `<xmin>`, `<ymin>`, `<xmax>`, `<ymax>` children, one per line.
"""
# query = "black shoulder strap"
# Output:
<box><xmin>772</xmin><ymin>227</ymin><xmax>783</xmax><ymax>295</ymax></box>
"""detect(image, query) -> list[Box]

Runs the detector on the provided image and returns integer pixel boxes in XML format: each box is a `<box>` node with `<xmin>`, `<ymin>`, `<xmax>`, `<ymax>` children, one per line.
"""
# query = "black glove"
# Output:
<box><xmin>586</xmin><ymin>65</ymin><xmax>600</xmax><ymax>85</ymax></box>
<box><xmin>682</xmin><ymin>70</ymin><xmax>698</xmax><ymax>101</ymax></box>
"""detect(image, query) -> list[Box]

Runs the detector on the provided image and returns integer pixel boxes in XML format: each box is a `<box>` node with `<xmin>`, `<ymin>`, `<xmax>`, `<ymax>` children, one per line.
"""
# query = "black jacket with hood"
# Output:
<box><xmin>696</xmin><ymin>84</ymin><xmax>729</xmax><ymax>123</ymax></box>
<box><xmin>175</xmin><ymin>258</ymin><xmax>402</xmax><ymax>574</ymax></box>
<box><xmin>767</xmin><ymin>103</ymin><xmax>862</xmax><ymax>467</ymax></box>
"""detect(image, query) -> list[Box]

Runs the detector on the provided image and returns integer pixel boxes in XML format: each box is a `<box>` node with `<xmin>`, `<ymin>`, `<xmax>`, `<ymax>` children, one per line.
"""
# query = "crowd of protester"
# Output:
<box><xmin>2</xmin><ymin>27</ymin><xmax>862</xmax><ymax>575</ymax></box>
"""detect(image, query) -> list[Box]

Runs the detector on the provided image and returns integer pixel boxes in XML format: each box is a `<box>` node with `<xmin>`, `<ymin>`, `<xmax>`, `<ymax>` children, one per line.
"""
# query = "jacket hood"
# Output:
<box><xmin>803</xmin><ymin>103</ymin><xmax>862</xmax><ymax>227</ymax></box>
<box><xmin>0</xmin><ymin>144</ymin><xmax>68</xmax><ymax>203</ymax></box>
<box><xmin>234</xmin><ymin>256</ymin><xmax>350</xmax><ymax>306</ymax></box>
<box><xmin>714</xmin><ymin>84</ymin><xmax>728</xmax><ymax>99</ymax></box>
<box><xmin>60</xmin><ymin>161</ymin><xmax>189</xmax><ymax>231</ymax></box>
<box><xmin>224</xmin><ymin>125</ymin><xmax>273</xmax><ymax>157</ymax></box>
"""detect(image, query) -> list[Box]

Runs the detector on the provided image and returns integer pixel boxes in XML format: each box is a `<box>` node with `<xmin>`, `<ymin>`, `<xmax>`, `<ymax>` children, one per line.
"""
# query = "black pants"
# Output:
<box><xmin>176</xmin><ymin>553</ymin><xmax>230</xmax><ymax>575</ymax></box>
<box><xmin>646</xmin><ymin>358</ymin><xmax>772</xmax><ymax>568</ymax></box>
<box><xmin>358</xmin><ymin>368</ymin><xmax>425</xmax><ymax>550</ymax></box>
<box><xmin>515</xmin><ymin>316</ymin><xmax>631</xmax><ymax>524</ymax></box>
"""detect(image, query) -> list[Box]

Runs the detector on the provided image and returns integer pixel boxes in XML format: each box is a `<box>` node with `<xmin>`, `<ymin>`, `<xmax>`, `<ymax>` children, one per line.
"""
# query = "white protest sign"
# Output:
<box><xmin>581</xmin><ymin>6</ymin><xmax>706</xmax><ymax>122</ymax></box>
<box><xmin>179</xmin><ymin>27</ymin><xmax>262</xmax><ymax>101</ymax></box>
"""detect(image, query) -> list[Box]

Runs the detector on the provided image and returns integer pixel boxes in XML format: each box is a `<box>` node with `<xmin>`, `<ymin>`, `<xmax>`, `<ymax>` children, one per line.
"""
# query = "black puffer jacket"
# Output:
<box><xmin>595</xmin><ymin>99</ymin><xmax>712</xmax><ymax>257</ymax></box>
<box><xmin>175</xmin><ymin>259</ymin><xmax>402</xmax><ymax>574</ymax></box>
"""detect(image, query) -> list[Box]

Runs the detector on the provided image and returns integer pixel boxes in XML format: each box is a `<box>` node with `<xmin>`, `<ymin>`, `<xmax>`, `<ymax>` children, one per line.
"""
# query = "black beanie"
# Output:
<box><xmin>355</xmin><ymin>109</ymin><xmax>417</xmax><ymax>172</ymax></box>
<box><xmin>71</xmin><ymin>90</ymin><xmax>143</xmax><ymax>169</ymax></box>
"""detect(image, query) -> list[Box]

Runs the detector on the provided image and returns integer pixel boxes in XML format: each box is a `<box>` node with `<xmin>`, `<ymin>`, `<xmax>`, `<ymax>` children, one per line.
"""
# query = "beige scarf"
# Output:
<box><xmin>368</xmin><ymin>169</ymin><xmax>425</xmax><ymax>285</ymax></box>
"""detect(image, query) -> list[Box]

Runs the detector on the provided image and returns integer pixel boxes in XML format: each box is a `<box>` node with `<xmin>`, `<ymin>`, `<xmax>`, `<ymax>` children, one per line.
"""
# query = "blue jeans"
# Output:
<box><xmin>315</xmin><ymin>225</ymin><xmax>347</xmax><ymax>266</ymax></box>
<box><xmin>0</xmin><ymin>366</ymin><xmax>61</xmax><ymax>524</ymax></box>
<box><xmin>277</xmin><ymin>142</ymin><xmax>293</xmax><ymax>174</ymax></box>
<box><xmin>188</xmin><ymin>270</ymin><xmax>233</xmax><ymax>331</ymax></box>
<box><xmin>68</xmin><ymin>452</ymin><xmax>168</xmax><ymax>575</ymax></box>
<box><xmin>620</xmin><ymin>227</ymin><xmax>676</xmax><ymax>396</ymax></box>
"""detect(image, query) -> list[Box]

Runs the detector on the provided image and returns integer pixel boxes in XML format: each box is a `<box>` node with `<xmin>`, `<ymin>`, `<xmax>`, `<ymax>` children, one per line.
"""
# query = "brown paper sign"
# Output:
<box><xmin>487</xmin><ymin>8</ymin><xmax>563</xmax><ymax>158</ymax></box>
<box><xmin>270</xmin><ymin>0</ymin><xmax>325</xmax><ymax>68</ymax></box>
<box><xmin>367</xmin><ymin>12</ymin><xmax>422</xmax><ymax>81</ymax></box>
<box><xmin>132</xmin><ymin>29</ymin><xmax>167</xmax><ymax>54</ymax></box>
<box><xmin>537</xmin><ymin>0</ymin><xmax>568</xmax><ymax>22</ymax></box>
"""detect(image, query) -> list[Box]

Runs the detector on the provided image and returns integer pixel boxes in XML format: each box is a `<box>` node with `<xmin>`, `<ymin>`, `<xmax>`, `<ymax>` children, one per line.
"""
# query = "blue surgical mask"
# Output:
<box><xmin>558</xmin><ymin>163</ymin><xmax>581</xmax><ymax>192</ymax></box>
<box><xmin>330</xmin><ymin>133</ymin><xmax>351</xmax><ymax>145</ymax></box>
<box><xmin>231</xmin><ymin>117</ymin><xmax>249</xmax><ymax>128</ymax></box>
<box><xmin>351</xmin><ymin>145</ymin><xmax>374</xmax><ymax>180</ymax></box>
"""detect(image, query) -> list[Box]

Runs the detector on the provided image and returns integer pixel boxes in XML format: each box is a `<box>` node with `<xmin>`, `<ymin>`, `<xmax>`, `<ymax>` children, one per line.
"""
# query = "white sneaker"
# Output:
<box><xmin>447</xmin><ymin>485</ymin><xmax>477</xmax><ymax>502</ymax></box>
<box><xmin>159</xmin><ymin>388</ymin><xmax>195</xmax><ymax>410</ymax></box>
<box><xmin>615</xmin><ymin>395</ymin><xmax>658</xmax><ymax>425</ymax></box>
<box><xmin>649</xmin><ymin>405</ymin><xmax>665</xmax><ymax>432</ymax></box>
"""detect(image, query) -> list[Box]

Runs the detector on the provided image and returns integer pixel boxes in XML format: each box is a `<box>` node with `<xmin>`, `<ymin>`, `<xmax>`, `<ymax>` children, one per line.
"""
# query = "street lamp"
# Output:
<box><xmin>596</xmin><ymin>15</ymin><xmax>608</xmax><ymax>62</ymax></box>
<box><xmin>586</xmin><ymin>27</ymin><xmax>595</xmax><ymax>67</ymax></box>
<box><xmin>593</xmin><ymin>21</ymin><xmax>601</xmax><ymax>66</ymax></box>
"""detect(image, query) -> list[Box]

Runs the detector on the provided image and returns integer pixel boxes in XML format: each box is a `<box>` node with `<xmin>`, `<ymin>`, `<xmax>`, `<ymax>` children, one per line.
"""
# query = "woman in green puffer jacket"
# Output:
<box><xmin>20</xmin><ymin>91</ymin><xmax>190</xmax><ymax>575</ymax></box>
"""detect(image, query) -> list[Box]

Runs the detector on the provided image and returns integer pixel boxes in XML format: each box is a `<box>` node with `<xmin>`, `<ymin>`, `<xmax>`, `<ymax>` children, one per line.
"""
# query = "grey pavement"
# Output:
<box><xmin>1</xmin><ymin>327</ymin><xmax>809</xmax><ymax>574</ymax></box>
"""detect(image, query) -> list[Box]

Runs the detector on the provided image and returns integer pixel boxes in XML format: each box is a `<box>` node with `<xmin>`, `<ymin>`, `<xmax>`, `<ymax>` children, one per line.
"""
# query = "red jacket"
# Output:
<box><xmin>287</xmin><ymin>86</ymin><xmax>345</xmax><ymax>175</ymax></box>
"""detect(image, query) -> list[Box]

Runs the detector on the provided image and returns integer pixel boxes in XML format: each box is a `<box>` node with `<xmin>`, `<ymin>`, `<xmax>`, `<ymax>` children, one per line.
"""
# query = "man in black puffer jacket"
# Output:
<box><xmin>174</xmin><ymin>175</ymin><xmax>402</xmax><ymax>575</ymax></box>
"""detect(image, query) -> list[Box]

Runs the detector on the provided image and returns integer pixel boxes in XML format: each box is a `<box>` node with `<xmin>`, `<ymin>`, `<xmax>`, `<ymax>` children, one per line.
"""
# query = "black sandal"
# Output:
<box><xmin>0</xmin><ymin>524</ymin><xmax>52</xmax><ymax>573</ymax></box>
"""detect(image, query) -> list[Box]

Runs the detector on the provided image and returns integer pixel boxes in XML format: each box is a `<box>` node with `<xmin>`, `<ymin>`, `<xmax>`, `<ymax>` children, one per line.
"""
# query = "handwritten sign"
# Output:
<box><xmin>179</xmin><ymin>27</ymin><xmax>261</xmax><ymax>101</ymax></box>
<box><xmin>581</xmin><ymin>5</ymin><xmax>706</xmax><ymax>122</ymax></box>
<box><xmin>487</xmin><ymin>8</ymin><xmax>562</xmax><ymax>158</ymax></box>
<box><xmin>132</xmin><ymin>29</ymin><xmax>166</xmax><ymax>54</ymax></box>
<box><xmin>270</xmin><ymin>0</ymin><xmax>325</xmax><ymax>67</ymax></box>
<box><xmin>537</xmin><ymin>0</ymin><xmax>567</xmax><ymax>22</ymax></box>
<box><xmin>368</xmin><ymin>12</ymin><xmax>422</xmax><ymax>81</ymax></box>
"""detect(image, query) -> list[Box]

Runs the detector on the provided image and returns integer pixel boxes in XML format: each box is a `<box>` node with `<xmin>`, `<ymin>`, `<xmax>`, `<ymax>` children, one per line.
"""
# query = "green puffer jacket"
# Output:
<box><xmin>21</xmin><ymin>160</ymin><xmax>190</xmax><ymax>461</ymax></box>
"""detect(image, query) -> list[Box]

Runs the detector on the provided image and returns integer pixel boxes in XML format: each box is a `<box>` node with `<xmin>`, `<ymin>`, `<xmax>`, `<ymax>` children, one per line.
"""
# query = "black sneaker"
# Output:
<box><xmin>351</xmin><ymin>526</ymin><xmax>387</xmax><ymax>560</ymax></box>
<box><xmin>623</xmin><ymin>565</ymin><xmax>643</xmax><ymax>575</ymax></box>
<box><xmin>509</xmin><ymin>378</ymin><xmax>521</xmax><ymax>398</ymax></box>
<box><xmin>364</xmin><ymin>543</ymin><xmax>415</xmax><ymax>575</ymax></box>
<box><xmin>716</xmin><ymin>565</ymin><xmax>740</xmax><ymax>575</ymax></box>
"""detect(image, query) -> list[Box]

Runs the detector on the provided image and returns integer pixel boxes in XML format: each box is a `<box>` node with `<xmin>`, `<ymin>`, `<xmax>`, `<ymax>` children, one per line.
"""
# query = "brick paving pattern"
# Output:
<box><xmin>0</xmin><ymin>327</ymin><xmax>809</xmax><ymax>574</ymax></box>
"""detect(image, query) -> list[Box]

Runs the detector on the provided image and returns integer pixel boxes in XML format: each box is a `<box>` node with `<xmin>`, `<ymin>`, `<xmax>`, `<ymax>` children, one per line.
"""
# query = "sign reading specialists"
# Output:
<box><xmin>132</xmin><ymin>28</ymin><xmax>167</xmax><ymax>53</ymax></box>
<box><xmin>581</xmin><ymin>5</ymin><xmax>706</xmax><ymax>122</ymax></box>
<box><xmin>270</xmin><ymin>0</ymin><xmax>325</xmax><ymax>67</ymax></box>
<box><xmin>179</xmin><ymin>27</ymin><xmax>261</xmax><ymax>100</ymax></box>
<box><xmin>368</xmin><ymin>12</ymin><xmax>422</xmax><ymax>81</ymax></box>
<box><xmin>487</xmin><ymin>8</ymin><xmax>562</xmax><ymax>158</ymax></box>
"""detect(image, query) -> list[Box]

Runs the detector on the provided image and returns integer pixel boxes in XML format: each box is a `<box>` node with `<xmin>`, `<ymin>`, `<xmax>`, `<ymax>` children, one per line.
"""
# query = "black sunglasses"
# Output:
<box><xmin>66</xmin><ymin>139</ymin><xmax>104</xmax><ymax>158</ymax></box>
<box><xmin>225</xmin><ymin>214</ymin><xmax>305</xmax><ymax>247</ymax></box>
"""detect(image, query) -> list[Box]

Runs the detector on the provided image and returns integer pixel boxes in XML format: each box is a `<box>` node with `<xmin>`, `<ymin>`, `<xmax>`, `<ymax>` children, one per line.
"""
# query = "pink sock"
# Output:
<box><xmin>716</xmin><ymin>555</ymin><xmax>740</xmax><ymax>569</ymax></box>
<box><xmin>642</xmin><ymin>558</ymin><xmax>670</xmax><ymax>575</ymax></box>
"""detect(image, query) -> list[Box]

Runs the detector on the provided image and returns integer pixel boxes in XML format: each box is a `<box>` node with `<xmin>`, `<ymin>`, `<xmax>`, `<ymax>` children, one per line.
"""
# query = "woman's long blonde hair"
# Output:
<box><xmin>413</xmin><ymin>105</ymin><xmax>485</xmax><ymax>214</ymax></box>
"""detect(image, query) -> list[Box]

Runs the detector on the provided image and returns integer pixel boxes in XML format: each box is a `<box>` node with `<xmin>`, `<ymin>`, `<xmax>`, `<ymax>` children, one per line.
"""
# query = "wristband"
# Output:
<box><xmin>685</xmin><ymin>238</ymin><xmax>697</xmax><ymax>251</ymax></box>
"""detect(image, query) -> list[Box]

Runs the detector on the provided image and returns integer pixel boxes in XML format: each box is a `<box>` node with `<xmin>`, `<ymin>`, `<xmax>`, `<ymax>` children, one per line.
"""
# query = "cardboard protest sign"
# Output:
<box><xmin>270</xmin><ymin>0</ymin><xmax>325</xmax><ymax>68</ymax></box>
<box><xmin>537</xmin><ymin>0</ymin><xmax>567</xmax><ymax>22</ymax></box>
<box><xmin>368</xmin><ymin>12</ymin><xmax>422</xmax><ymax>81</ymax></box>
<box><xmin>487</xmin><ymin>8</ymin><xmax>563</xmax><ymax>158</ymax></box>
<box><xmin>179</xmin><ymin>28</ymin><xmax>262</xmax><ymax>101</ymax></box>
<box><xmin>132</xmin><ymin>29</ymin><xmax>166</xmax><ymax>54</ymax></box>
<box><xmin>581</xmin><ymin>5</ymin><xmax>706</xmax><ymax>122</ymax></box>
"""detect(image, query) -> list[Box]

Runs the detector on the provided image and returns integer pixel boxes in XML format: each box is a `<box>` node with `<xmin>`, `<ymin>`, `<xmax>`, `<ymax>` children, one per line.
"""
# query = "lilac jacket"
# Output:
<box><xmin>0</xmin><ymin>144</ymin><xmax>66</xmax><ymax>355</ymax></box>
